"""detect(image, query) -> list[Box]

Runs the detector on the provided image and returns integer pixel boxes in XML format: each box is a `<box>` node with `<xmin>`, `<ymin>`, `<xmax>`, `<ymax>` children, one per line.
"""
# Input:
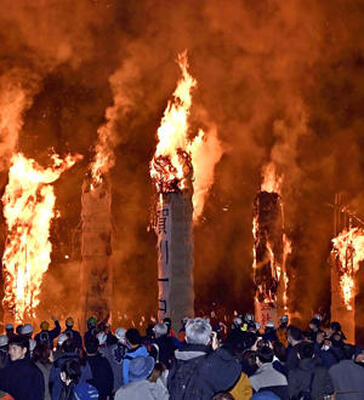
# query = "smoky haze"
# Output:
<box><xmin>0</xmin><ymin>0</ymin><xmax>363</xmax><ymax>333</ymax></box>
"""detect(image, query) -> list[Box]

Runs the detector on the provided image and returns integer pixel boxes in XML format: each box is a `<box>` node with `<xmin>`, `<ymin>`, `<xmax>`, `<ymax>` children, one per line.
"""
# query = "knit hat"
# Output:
<box><xmin>21</xmin><ymin>324</ymin><xmax>33</xmax><ymax>335</ymax></box>
<box><xmin>129</xmin><ymin>356</ymin><xmax>155</xmax><ymax>382</ymax></box>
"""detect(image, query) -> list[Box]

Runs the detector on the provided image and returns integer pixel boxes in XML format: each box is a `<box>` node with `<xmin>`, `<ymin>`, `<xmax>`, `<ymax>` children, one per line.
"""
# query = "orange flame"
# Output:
<box><xmin>150</xmin><ymin>51</ymin><xmax>222</xmax><ymax>220</ymax></box>
<box><xmin>2</xmin><ymin>152</ymin><xmax>82</xmax><ymax>321</ymax></box>
<box><xmin>261</xmin><ymin>162</ymin><xmax>283</xmax><ymax>194</ymax></box>
<box><xmin>332</xmin><ymin>227</ymin><xmax>364</xmax><ymax>310</ymax></box>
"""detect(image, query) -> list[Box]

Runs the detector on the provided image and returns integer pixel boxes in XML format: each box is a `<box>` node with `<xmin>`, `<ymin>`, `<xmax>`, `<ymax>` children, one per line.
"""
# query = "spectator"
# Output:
<box><xmin>84</xmin><ymin>317</ymin><xmax>98</xmax><ymax>345</ymax></box>
<box><xmin>59</xmin><ymin>359</ymin><xmax>98</xmax><ymax>400</ymax></box>
<box><xmin>329</xmin><ymin>345</ymin><xmax>364</xmax><ymax>400</ymax></box>
<box><xmin>288</xmin><ymin>341</ymin><xmax>334</xmax><ymax>400</ymax></box>
<box><xmin>33</xmin><ymin>343</ymin><xmax>53</xmax><ymax>400</ymax></box>
<box><xmin>85</xmin><ymin>336</ymin><xmax>113</xmax><ymax>400</ymax></box>
<box><xmin>0</xmin><ymin>336</ymin><xmax>9</xmax><ymax>370</ymax></box>
<box><xmin>0</xmin><ymin>335</ymin><xmax>44</xmax><ymax>400</ymax></box>
<box><xmin>35</xmin><ymin>317</ymin><xmax>61</xmax><ymax>348</ymax></box>
<box><xmin>150</xmin><ymin>323</ymin><xmax>176</xmax><ymax>368</ymax></box>
<box><xmin>63</xmin><ymin>317</ymin><xmax>83</xmax><ymax>350</ymax></box>
<box><xmin>115</xmin><ymin>356</ymin><xmax>169</xmax><ymax>400</ymax></box>
<box><xmin>122</xmin><ymin>329</ymin><xmax>149</xmax><ymax>386</ymax></box>
<box><xmin>285</xmin><ymin>325</ymin><xmax>303</xmax><ymax>371</ymax></box>
<box><xmin>167</xmin><ymin>317</ymin><xmax>241</xmax><ymax>399</ymax></box>
<box><xmin>108</xmin><ymin>327</ymin><xmax>128</xmax><ymax>391</ymax></box>
<box><xmin>49</xmin><ymin>338</ymin><xmax>92</xmax><ymax>400</ymax></box>
<box><xmin>249</xmin><ymin>345</ymin><xmax>288</xmax><ymax>400</ymax></box>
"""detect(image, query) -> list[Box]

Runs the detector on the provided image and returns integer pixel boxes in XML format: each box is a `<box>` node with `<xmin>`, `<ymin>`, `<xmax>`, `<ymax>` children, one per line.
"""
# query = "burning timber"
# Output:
<box><xmin>81</xmin><ymin>178</ymin><xmax>112</xmax><ymax>329</ymax></box>
<box><xmin>253</xmin><ymin>190</ymin><xmax>287</xmax><ymax>326</ymax></box>
<box><xmin>153</xmin><ymin>155</ymin><xmax>194</xmax><ymax>329</ymax></box>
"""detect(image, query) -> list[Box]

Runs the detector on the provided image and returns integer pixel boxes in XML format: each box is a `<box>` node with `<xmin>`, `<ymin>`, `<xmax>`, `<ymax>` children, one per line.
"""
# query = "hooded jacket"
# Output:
<box><xmin>329</xmin><ymin>359</ymin><xmax>364</xmax><ymax>400</ymax></box>
<box><xmin>49</xmin><ymin>352</ymin><xmax>92</xmax><ymax>400</ymax></box>
<box><xmin>167</xmin><ymin>343</ymin><xmax>241</xmax><ymax>400</ymax></box>
<box><xmin>115</xmin><ymin>379</ymin><xmax>169</xmax><ymax>400</ymax></box>
<box><xmin>249</xmin><ymin>362</ymin><xmax>288</xmax><ymax>400</ymax></box>
<box><xmin>0</xmin><ymin>358</ymin><xmax>45</xmax><ymax>400</ymax></box>
<box><xmin>122</xmin><ymin>345</ymin><xmax>149</xmax><ymax>386</ymax></box>
<box><xmin>288</xmin><ymin>358</ymin><xmax>334</xmax><ymax>400</ymax></box>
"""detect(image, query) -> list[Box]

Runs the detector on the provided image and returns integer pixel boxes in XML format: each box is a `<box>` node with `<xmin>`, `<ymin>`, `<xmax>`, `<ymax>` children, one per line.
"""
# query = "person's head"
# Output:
<box><xmin>96</xmin><ymin>332</ymin><xmax>107</xmax><ymax>346</ymax></box>
<box><xmin>126</xmin><ymin>328</ymin><xmax>142</xmax><ymax>347</ymax></box>
<box><xmin>32</xmin><ymin>343</ymin><xmax>52</xmax><ymax>365</ymax></box>
<box><xmin>60</xmin><ymin>359</ymin><xmax>81</xmax><ymax>386</ymax></box>
<box><xmin>153</xmin><ymin>323</ymin><xmax>168</xmax><ymax>338</ymax></box>
<box><xmin>5</xmin><ymin>324</ymin><xmax>13</xmax><ymax>335</ymax></box>
<box><xmin>243</xmin><ymin>350</ymin><xmax>258</xmax><ymax>370</ymax></box>
<box><xmin>40</xmin><ymin>321</ymin><xmax>49</xmax><ymax>331</ymax></box>
<box><xmin>61</xmin><ymin>338</ymin><xmax>77</xmax><ymax>354</ymax></box>
<box><xmin>65</xmin><ymin>317</ymin><xmax>74</xmax><ymax>329</ymax></box>
<box><xmin>287</xmin><ymin>325</ymin><xmax>302</xmax><ymax>345</ymax></box>
<box><xmin>85</xmin><ymin>336</ymin><xmax>99</xmax><ymax>355</ymax></box>
<box><xmin>8</xmin><ymin>336</ymin><xmax>29</xmax><ymax>361</ymax></box>
<box><xmin>329</xmin><ymin>321</ymin><xmax>342</xmax><ymax>335</ymax></box>
<box><xmin>115</xmin><ymin>327</ymin><xmax>127</xmax><ymax>344</ymax></box>
<box><xmin>354</xmin><ymin>346</ymin><xmax>364</xmax><ymax>364</ymax></box>
<box><xmin>185</xmin><ymin>318</ymin><xmax>212</xmax><ymax>345</ymax></box>
<box><xmin>273</xmin><ymin>341</ymin><xmax>286</xmax><ymax>362</ymax></box>
<box><xmin>87</xmin><ymin>316</ymin><xmax>97</xmax><ymax>330</ymax></box>
<box><xmin>0</xmin><ymin>335</ymin><xmax>8</xmax><ymax>349</ymax></box>
<box><xmin>309</xmin><ymin>318</ymin><xmax>321</xmax><ymax>332</ymax></box>
<box><xmin>21</xmin><ymin>323</ymin><xmax>33</xmax><ymax>338</ymax></box>
<box><xmin>257</xmin><ymin>346</ymin><xmax>274</xmax><ymax>366</ymax></box>
<box><xmin>129</xmin><ymin>356</ymin><xmax>155</xmax><ymax>383</ymax></box>
<box><xmin>298</xmin><ymin>342</ymin><xmax>315</xmax><ymax>360</ymax></box>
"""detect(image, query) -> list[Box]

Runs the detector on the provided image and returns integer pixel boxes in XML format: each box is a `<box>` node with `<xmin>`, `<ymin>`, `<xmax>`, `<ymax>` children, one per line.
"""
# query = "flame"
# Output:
<box><xmin>261</xmin><ymin>162</ymin><xmax>283</xmax><ymax>194</ymax></box>
<box><xmin>150</xmin><ymin>51</ymin><xmax>222</xmax><ymax>220</ymax></box>
<box><xmin>2</xmin><ymin>152</ymin><xmax>82</xmax><ymax>321</ymax></box>
<box><xmin>332</xmin><ymin>227</ymin><xmax>364</xmax><ymax>310</ymax></box>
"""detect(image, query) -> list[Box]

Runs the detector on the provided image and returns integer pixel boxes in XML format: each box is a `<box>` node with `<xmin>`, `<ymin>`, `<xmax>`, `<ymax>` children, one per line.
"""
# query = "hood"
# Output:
<box><xmin>127</xmin><ymin>345</ymin><xmax>148</xmax><ymax>358</ymax></box>
<box><xmin>174</xmin><ymin>344</ymin><xmax>209</xmax><ymax>361</ymax></box>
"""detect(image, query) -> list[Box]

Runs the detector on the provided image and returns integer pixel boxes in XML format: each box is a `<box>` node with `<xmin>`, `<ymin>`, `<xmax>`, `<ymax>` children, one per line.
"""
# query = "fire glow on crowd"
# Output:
<box><xmin>0</xmin><ymin>0</ymin><xmax>362</xmax><ymax>342</ymax></box>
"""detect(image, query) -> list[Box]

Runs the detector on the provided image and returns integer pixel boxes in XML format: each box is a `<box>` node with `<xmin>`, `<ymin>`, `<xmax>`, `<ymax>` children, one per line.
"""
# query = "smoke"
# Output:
<box><xmin>0</xmin><ymin>0</ymin><xmax>363</xmax><ymax>332</ymax></box>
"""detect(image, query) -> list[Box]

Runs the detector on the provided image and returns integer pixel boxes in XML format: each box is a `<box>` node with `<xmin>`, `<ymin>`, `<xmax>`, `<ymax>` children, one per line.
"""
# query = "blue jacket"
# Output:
<box><xmin>0</xmin><ymin>358</ymin><xmax>45</xmax><ymax>400</ymax></box>
<box><xmin>122</xmin><ymin>345</ymin><xmax>148</xmax><ymax>385</ymax></box>
<box><xmin>35</xmin><ymin>320</ymin><xmax>61</xmax><ymax>347</ymax></box>
<box><xmin>50</xmin><ymin>352</ymin><xmax>92</xmax><ymax>400</ymax></box>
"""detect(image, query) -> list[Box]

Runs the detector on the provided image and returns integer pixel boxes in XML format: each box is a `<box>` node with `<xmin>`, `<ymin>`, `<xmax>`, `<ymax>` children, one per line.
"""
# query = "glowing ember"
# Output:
<box><xmin>2</xmin><ymin>152</ymin><xmax>82</xmax><ymax>321</ymax></box>
<box><xmin>150</xmin><ymin>50</ymin><xmax>222</xmax><ymax>220</ymax></box>
<box><xmin>332</xmin><ymin>227</ymin><xmax>364</xmax><ymax>310</ymax></box>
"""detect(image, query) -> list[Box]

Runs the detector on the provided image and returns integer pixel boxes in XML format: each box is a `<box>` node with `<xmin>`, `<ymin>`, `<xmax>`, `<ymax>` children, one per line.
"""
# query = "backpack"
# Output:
<box><xmin>293</xmin><ymin>372</ymin><xmax>315</xmax><ymax>400</ymax></box>
<box><xmin>168</xmin><ymin>355</ymin><xmax>207</xmax><ymax>400</ymax></box>
<box><xmin>73</xmin><ymin>383</ymin><xmax>98</xmax><ymax>400</ymax></box>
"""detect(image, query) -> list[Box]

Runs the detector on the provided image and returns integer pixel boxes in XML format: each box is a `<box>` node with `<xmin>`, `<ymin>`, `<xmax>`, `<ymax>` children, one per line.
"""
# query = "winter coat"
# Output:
<box><xmin>288</xmin><ymin>358</ymin><xmax>334</xmax><ymax>400</ymax></box>
<box><xmin>167</xmin><ymin>343</ymin><xmax>241</xmax><ymax>400</ymax></box>
<box><xmin>35</xmin><ymin>321</ymin><xmax>61</xmax><ymax>347</ymax></box>
<box><xmin>249</xmin><ymin>362</ymin><xmax>288</xmax><ymax>400</ymax></box>
<box><xmin>63</xmin><ymin>329</ymin><xmax>83</xmax><ymax>350</ymax></box>
<box><xmin>59</xmin><ymin>382</ymin><xmax>98</xmax><ymax>400</ymax></box>
<box><xmin>0</xmin><ymin>358</ymin><xmax>45</xmax><ymax>400</ymax></box>
<box><xmin>35</xmin><ymin>361</ymin><xmax>52</xmax><ymax>400</ymax></box>
<box><xmin>329</xmin><ymin>359</ymin><xmax>364</xmax><ymax>400</ymax></box>
<box><xmin>50</xmin><ymin>352</ymin><xmax>92</xmax><ymax>400</ymax></box>
<box><xmin>314</xmin><ymin>343</ymin><xmax>340</xmax><ymax>369</ymax></box>
<box><xmin>115</xmin><ymin>379</ymin><xmax>169</xmax><ymax>400</ymax></box>
<box><xmin>86</xmin><ymin>354</ymin><xmax>113</xmax><ymax>400</ymax></box>
<box><xmin>285</xmin><ymin>344</ymin><xmax>300</xmax><ymax>371</ymax></box>
<box><xmin>150</xmin><ymin>335</ymin><xmax>176</xmax><ymax>368</ymax></box>
<box><xmin>107</xmin><ymin>343</ymin><xmax>128</xmax><ymax>391</ymax></box>
<box><xmin>0</xmin><ymin>350</ymin><xmax>9</xmax><ymax>371</ymax></box>
<box><xmin>122</xmin><ymin>345</ymin><xmax>148</xmax><ymax>386</ymax></box>
<box><xmin>251</xmin><ymin>391</ymin><xmax>281</xmax><ymax>400</ymax></box>
<box><xmin>229</xmin><ymin>372</ymin><xmax>252</xmax><ymax>400</ymax></box>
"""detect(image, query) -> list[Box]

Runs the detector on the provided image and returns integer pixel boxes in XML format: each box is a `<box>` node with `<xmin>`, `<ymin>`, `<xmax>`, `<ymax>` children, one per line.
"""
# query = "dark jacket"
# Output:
<box><xmin>288</xmin><ymin>358</ymin><xmax>334</xmax><ymax>400</ymax></box>
<box><xmin>0</xmin><ymin>358</ymin><xmax>45</xmax><ymax>400</ymax></box>
<box><xmin>35</xmin><ymin>321</ymin><xmax>61</xmax><ymax>347</ymax></box>
<box><xmin>329</xmin><ymin>359</ymin><xmax>364</xmax><ymax>400</ymax></box>
<box><xmin>63</xmin><ymin>329</ymin><xmax>83</xmax><ymax>350</ymax></box>
<box><xmin>285</xmin><ymin>344</ymin><xmax>300</xmax><ymax>371</ymax></box>
<box><xmin>86</xmin><ymin>353</ymin><xmax>113</xmax><ymax>400</ymax></box>
<box><xmin>150</xmin><ymin>335</ymin><xmax>176</xmax><ymax>368</ymax></box>
<box><xmin>314</xmin><ymin>343</ymin><xmax>340</xmax><ymax>369</ymax></box>
<box><xmin>167</xmin><ymin>343</ymin><xmax>241</xmax><ymax>400</ymax></box>
<box><xmin>49</xmin><ymin>352</ymin><xmax>92</xmax><ymax>400</ymax></box>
